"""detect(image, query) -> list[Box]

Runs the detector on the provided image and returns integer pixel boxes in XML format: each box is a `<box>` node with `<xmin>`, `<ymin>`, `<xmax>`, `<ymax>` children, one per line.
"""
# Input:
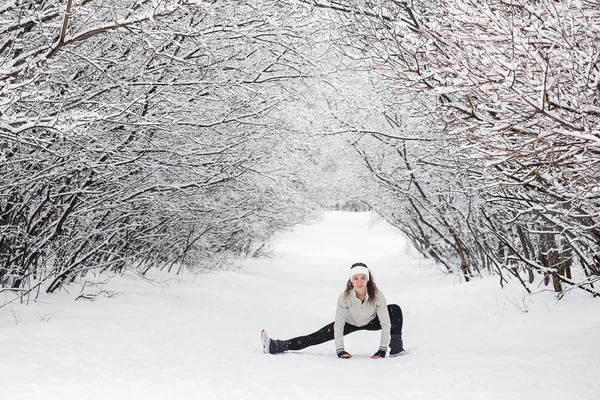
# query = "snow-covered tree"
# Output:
<box><xmin>0</xmin><ymin>0</ymin><xmax>332</xmax><ymax>301</ymax></box>
<box><xmin>305</xmin><ymin>0</ymin><xmax>600</xmax><ymax>296</ymax></box>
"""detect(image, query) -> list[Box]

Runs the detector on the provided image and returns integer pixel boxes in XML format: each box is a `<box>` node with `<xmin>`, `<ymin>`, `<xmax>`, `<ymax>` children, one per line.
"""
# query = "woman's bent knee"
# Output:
<box><xmin>388</xmin><ymin>304</ymin><xmax>402</xmax><ymax>314</ymax></box>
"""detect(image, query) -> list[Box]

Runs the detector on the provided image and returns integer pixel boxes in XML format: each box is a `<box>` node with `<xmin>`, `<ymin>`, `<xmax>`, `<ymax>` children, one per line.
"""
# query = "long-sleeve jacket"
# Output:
<box><xmin>333</xmin><ymin>289</ymin><xmax>391</xmax><ymax>353</ymax></box>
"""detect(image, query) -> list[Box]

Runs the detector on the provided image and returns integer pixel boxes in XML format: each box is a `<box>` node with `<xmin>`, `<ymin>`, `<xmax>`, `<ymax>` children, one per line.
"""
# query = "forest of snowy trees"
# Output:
<box><xmin>1</xmin><ymin>0</ymin><xmax>599</xmax><ymax>304</ymax></box>
<box><xmin>322</xmin><ymin>0</ymin><xmax>600</xmax><ymax>297</ymax></box>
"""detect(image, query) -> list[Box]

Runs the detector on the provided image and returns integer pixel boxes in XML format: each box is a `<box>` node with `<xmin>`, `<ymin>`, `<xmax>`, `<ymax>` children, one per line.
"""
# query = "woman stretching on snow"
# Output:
<box><xmin>261</xmin><ymin>262</ymin><xmax>405</xmax><ymax>358</ymax></box>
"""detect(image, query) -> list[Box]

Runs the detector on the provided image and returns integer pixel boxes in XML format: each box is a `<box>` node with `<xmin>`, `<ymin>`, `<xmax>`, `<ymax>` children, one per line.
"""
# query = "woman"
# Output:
<box><xmin>261</xmin><ymin>262</ymin><xmax>406</xmax><ymax>358</ymax></box>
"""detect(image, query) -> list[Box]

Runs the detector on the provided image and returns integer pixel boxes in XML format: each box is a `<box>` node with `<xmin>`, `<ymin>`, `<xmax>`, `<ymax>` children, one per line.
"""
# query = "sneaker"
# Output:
<box><xmin>390</xmin><ymin>350</ymin><xmax>408</xmax><ymax>357</ymax></box>
<box><xmin>261</xmin><ymin>329</ymin><xmax>271</xmax><ymax>354</ymax></box>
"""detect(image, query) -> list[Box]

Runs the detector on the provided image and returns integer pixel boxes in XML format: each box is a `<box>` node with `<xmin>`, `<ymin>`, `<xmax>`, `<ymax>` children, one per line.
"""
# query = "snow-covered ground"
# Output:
<box><xmin>2</xmin><ymin>211</ymin><xmax>599</xmax><ymax>400</ymax></box>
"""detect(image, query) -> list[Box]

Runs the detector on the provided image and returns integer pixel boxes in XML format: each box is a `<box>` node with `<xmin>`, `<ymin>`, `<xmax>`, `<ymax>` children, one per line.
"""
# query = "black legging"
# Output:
<box><xmin>287</xmin><ymin>304</ymin><xmax>403</xmax><ymax>351</ymax></box>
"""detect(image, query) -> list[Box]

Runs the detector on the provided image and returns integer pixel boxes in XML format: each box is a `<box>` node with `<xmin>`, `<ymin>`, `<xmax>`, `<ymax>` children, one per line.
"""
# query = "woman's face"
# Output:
<box><xmin>351</xmin><ymin>274</ymin><xmax>368</xmax><ymax>290</ymax></box>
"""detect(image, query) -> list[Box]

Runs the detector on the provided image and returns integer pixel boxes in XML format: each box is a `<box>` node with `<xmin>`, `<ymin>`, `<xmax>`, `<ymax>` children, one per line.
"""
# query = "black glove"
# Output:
<box><xmin>337</xmin><ymin>350</ymin><xmax>351</xmax><ymax>358</ymax></box>
<box><xmin>372</xmin><ymin>349</ymin><xmax>386</xmax><ymax>358</ymax></box>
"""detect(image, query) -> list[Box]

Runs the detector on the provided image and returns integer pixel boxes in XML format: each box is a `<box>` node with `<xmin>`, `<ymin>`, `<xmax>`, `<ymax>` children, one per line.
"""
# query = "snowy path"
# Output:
<box><xmin>2</xmin><ymin>211</ymin><xmax>599</xmax><ymax>400</ymax></box>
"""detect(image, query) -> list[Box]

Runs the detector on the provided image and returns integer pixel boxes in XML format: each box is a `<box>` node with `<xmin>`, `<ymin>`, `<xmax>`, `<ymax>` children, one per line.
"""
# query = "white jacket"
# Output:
<box><xmin>334</xmin><ymin>289</ymin><xmax>391</xmax><ymax>352</ymax></box>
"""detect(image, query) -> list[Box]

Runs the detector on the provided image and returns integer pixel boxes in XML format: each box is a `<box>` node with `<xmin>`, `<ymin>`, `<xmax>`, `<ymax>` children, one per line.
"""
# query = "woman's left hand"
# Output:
<box><xmin>371</xmin><ymin>350</ymin><xmax>386</xmax><ymax>358</ymax></box>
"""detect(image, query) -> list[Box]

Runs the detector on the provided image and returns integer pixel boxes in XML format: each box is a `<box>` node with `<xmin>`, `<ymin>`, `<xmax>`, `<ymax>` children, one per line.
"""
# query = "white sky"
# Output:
<box><xmin>1</xmin><ymin>211</ymin><xmax>599</xmax><ymax>399</ymax></box>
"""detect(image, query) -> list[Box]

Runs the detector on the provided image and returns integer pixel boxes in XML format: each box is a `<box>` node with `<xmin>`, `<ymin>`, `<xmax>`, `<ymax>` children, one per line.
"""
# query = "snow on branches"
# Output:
<box><xmin>320</xmin><ymin>0</ymin><xmax>600</xmax><ymax>296</ymax></box>
<box><xmin>0</xmin><ymin>0</ymin><xmax>325</xmax><ymax>302</ymax></box>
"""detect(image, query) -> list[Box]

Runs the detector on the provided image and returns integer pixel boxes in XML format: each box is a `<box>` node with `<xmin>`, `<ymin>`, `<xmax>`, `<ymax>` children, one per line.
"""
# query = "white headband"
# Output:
<box><xmin>350</xmin><ymin>265</ymin><xmax>370</xmax><ymax>281</ymax></box>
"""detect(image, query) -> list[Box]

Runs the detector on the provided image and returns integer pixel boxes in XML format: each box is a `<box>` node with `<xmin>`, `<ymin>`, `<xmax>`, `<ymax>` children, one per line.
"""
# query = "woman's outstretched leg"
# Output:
<box><xmin>287</xmin><ymin>322</ymin><xmax>364</xmax><ymax>351</ymax></box>
<box><xmin>267</xmin><ymin>322</ymin><xmax>363</xmax><ymax>353</ymax></box>
<box><xmin>286</xmin><ymin>322</ymin><xmax>335</xmax><ymax>351</ymax></box>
